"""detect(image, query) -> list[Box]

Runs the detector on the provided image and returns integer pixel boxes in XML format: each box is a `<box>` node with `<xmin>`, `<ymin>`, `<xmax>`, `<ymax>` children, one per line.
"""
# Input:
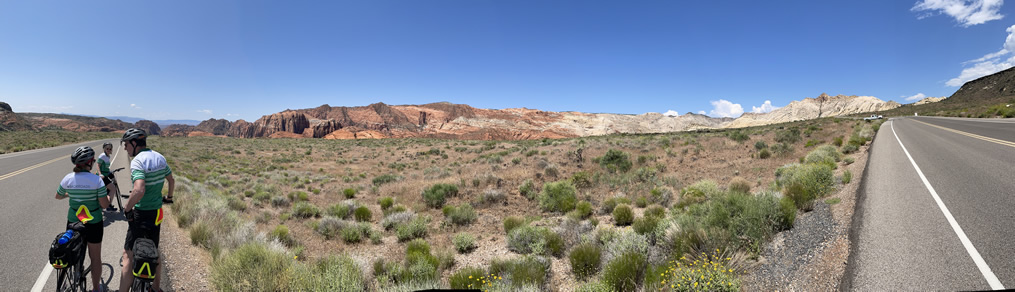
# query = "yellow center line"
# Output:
<box><xmin>0</xmin><ymin>156</ymin><xmax>65</xmax><ymax>181</ymax></box>
<box><xmin>912</xmin><ymin>119</ymin><xmax>1015</xmax><ymax>148</ymax></box>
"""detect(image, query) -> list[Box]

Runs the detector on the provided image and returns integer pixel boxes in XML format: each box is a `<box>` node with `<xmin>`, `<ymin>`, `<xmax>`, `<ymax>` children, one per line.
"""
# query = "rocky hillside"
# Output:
<box><xmin>162</xmin><ymin>102</ymin><xmax>737</xmax><ymax>140</ymax></box>
<box><xmin>18</xmin><ymin>113</ymin><xmax>133</xmax><ymax>132</ymax></box>
<box><xmin>949</xmin><ymin>66</ymin><xmax>1015</xmax><ymax>103</ymax></box>
<box><xmin>133</xmin><ymin>120</ymin><xmax>162</xmax><ymax>136</ymax></box>
<box><xmin>723</xmin><ymin>93</ymin><xmax>900</xmax><ymax>128</ymax></box>
<box><xmin>0</xmin><ymin>102</ymin><xmax>33</xmax><ymax>131</ymax></box>
<box><xmin>913</xmin><ymin>97</ymin><xmax>946</xmax><ymax>105</ymax></box>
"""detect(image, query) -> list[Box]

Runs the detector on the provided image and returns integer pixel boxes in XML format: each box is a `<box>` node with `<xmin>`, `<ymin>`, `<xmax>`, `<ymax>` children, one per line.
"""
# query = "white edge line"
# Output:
<box><xmin>891</xmin><ymin>120</ymin><xmax>1005</xmax><ymax>290</ymax></box>
<box><xmin>30</xmin><ymin>139</ymin><xmax>120</xmax><ymax>292</ymax></box>
<box><xmin>30</xmin><ymin>264</ymin><xmax>53</xmax><ymax>292</ymax></box>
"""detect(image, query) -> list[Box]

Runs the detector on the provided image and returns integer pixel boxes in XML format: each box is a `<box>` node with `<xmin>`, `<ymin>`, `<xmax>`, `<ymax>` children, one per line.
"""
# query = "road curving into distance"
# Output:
<box><xmin>846</xmin><ymin>116</ymin><xmax>1015</xmax><ymax>290</ymax></box>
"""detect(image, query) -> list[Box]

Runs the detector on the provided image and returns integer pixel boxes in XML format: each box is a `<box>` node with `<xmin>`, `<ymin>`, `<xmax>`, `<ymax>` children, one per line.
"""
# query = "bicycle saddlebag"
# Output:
<box><xmin>132</xmin><ymin>238</ymin><xmax>159</xmax><ymax>279</ymax></box>
<box><xmin>48</xmin><ymin>230</ymin><xmax>83</xmax><ymax>269</ymax></box>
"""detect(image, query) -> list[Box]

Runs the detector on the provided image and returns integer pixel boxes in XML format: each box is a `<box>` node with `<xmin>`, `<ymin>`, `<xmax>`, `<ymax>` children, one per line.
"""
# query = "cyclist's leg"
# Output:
<box><xmin>104</xmin><ymin>176</ymin><xmax>117</xmax><ymax>211</ymax></box>
<box><xmin>82</xmin><ymin>222</ymin><xmax>103</xmax><ymax>292</ymax></box>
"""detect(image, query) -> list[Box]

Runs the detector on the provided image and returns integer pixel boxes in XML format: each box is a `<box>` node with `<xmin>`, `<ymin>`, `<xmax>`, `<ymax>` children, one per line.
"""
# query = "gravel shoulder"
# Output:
<box><xmin>743</xmin><ymin>142</ymin><xmax>870</xmax><ymax>291</ymax></box>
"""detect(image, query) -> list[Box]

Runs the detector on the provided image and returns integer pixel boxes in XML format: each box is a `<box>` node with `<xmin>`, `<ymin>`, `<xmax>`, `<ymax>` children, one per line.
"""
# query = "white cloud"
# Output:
<box><xmin>663</xmin><ymin>110</ymin><xmax>680</xmax><ymax>117</ymax></box>
<box><xmin>904</xmin><ymin>93</ymin><xmax>928</xmax><ymax>101</ymax></box>
<box><xmin>130</xmin><ymin>104</ymin><xmax>141</xmax><ymax>109</ymax></box>
<box><xmin>226</xmin><ymin>113</ymin><xmax>239</xmax><ymax>117</ymax></box>
<box><xmin>709</xmin><ymin>99</ymin><xmax>744</xmax><ymax>118</ymax></box>
<box><xmin>912</xmin><ymin>0</ymin><xmax>1004</xmax><ymax>27</ymax></box>
<box><xmin>946</xmin><ymin>24</ymin><xmax>1015</xmax><ymax>86</ymax></box>
<box><xmin>697</xmin><ymin>110</ymin><xmax>706</xmax><ymax>115</ymax></box>
<box><xmin>751</xmin><ymin>100</ymin><xmax>779</xmax><ymax>113</ymax></box>
<box><xmin>197</xmin><ymin>109</ymin><xmax>213</xmax><ymax>114</ymax></box>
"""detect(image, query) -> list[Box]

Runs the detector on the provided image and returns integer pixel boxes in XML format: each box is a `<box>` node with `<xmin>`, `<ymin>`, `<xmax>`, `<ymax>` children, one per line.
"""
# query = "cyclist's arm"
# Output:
<box><xmin>166</xmin><ymin>173</ymin><xmax>175</xmax><ymax>199</ymax></box>
<box><xmin>54</xmin><ymin>193</ymin><xmax>66</xmax><ymax>200</ymax></box>
<box><xmin>123</xmin><ymin>179</ymin><xmax>145</xmax><ymax>213</ymax></box>
<box><xmin>97</xmin><ymin>186</ymin><xmax>110</xmax><ymax>209</ymax></box>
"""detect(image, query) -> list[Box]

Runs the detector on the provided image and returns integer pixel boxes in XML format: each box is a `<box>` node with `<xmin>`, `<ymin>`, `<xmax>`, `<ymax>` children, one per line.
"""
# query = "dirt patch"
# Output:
<box><xmin>161</xmin><ymin>207</ymin><xmax>214</xmax><ymax>291</ymax></box>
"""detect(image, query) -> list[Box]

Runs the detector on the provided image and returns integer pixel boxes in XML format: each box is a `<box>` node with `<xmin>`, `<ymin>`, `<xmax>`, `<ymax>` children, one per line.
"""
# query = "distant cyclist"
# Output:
<box><xmin>117</xmin><ymin>128</ymin><xmax>174</xmax><ymax>291</ymax></box>
<box><xmin>56</xmin><ymin>146</ymin><xmax>110</xmax><ymax>292</ymax></box>
<box><xmin>96</xmin><ymin>142</ymin><xmax>117</xmax><ymax>212</ymax></box>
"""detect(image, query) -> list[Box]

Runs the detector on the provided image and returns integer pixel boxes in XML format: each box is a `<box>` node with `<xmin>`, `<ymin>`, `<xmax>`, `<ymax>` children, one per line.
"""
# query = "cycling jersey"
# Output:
<box><xmin>97</xmin><ymin>152</ymin><xmax>111</xmax><ymax>177</ymax></box>
<box><xmin>57</xmin><ymin>172</ymin><xmax>107</xmax><ymax>223</ymax></box>
<box><xmin>130</xmin><ymin>148</ymin><xmax>171</xmax><ymax>211</ymax></box>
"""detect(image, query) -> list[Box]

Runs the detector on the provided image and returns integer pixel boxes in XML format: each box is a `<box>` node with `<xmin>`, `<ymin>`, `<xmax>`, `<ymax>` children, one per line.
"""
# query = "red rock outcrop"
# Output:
<box><xmin>133</xmin><ymin>120</ymin><xmax>162</xmax><ymax>136</ymax></box>
<box><xmin>195</xmin><ymin>119</ymin><xmax>232</xmax><ymax>135</ymax></box>
<box><xmin>161</xmin><ymin>124</ymin><xmax>195</xmax><ymax>137</ymax></box>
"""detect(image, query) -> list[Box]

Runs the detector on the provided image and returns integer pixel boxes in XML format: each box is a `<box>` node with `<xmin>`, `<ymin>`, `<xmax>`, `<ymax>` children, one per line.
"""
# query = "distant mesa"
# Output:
<box><xmin>133</xmin><ymin>120</ymin><xmax>161</xmax><ymax>136</ymax></box>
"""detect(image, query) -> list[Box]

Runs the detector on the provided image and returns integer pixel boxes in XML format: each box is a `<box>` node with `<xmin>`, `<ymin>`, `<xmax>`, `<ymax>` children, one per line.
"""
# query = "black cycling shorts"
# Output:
<box><xmin>67</xmin><ymin>221</ymin><xmax>103</xmax><ymax>244</ymax></box>
<box><xmin>102</xmin><ymin>173</ymin><xmax>115</xmax><ymax>186</ymax></box>
<box><xmin>124</xmin><ymin>209</ymin><xmax>162</xmax><ymax>251</ymax></box>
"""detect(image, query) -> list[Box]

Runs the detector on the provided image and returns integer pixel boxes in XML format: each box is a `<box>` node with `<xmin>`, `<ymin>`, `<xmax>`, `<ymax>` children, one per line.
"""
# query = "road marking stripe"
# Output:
<box><xmin>913</xmin><ymin>119</ymin><xmax>1015</xmax><ymax>148</ymax></box>
<box><xmin>891</xmin><ymin>120</ymin><xmax>1005</xmax><ymax>290</ymax></box>
<box><xmin>30</xmin><ymin>264</ymin><xmax>53</xmax><ymax>292</ymax></box>
<box><xmin>0</xmin><ymin>156</ymin><xmax>64</xmax><ymax>181</ymax></box>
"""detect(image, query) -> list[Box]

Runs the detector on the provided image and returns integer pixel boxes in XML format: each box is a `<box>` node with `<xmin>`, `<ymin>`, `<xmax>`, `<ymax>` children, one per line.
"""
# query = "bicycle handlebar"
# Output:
<box><xmin>111</xmin><ymin>167</ymin><xmax>125</xmax><ymax>173</ymax></box>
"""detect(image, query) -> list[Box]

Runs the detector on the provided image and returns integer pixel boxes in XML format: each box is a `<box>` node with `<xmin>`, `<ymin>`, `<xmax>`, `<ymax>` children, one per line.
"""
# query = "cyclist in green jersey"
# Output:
<box><xmin>56</xmin><ymin>146</ymin><xmax>111</xmax><ymax>292</ymax></box>
<box><xmin>96</xmin><ymin>142</ymin><xmax>117</xmax><ymax>212</ymax></box>
<box><xmin>118</xmin><ymin>128</ymin><xmax>174</xmax><ymax>292</ymax></box>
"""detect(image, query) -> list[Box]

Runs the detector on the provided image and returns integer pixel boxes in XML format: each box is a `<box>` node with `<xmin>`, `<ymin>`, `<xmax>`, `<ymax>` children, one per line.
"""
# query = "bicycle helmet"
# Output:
<box><xmin>102</xmin><ymin>142</ymin><xmax>113</xmax><ymax>149</ymax></box>
<box><xmin>121</xmin><ymin>128</ymin><xmax>147</xmax><ymax>142</ymax></box>
<box><xmin>71</xmin><ymin>146</ymin><xmax>95</xmax><ymax>165</ymax></box>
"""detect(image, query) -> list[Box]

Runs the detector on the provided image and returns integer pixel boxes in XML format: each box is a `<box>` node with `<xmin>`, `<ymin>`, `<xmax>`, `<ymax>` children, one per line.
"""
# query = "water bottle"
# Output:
<box><xmin>58</xmin><ymin>230</ymin><xmax>73</xmax><ymax>245</ymax></box>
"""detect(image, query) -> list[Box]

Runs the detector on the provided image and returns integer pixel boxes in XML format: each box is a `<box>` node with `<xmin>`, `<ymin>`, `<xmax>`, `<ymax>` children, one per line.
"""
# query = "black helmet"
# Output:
<box><xmin>121</xmin><ymin>128</ymin><xmax>147</xmax><ymax>142</ymax></box>
<box><xmin>102</xmin><ymin>142</ymin><xmax>113</xmax><ymax>149</ymax></box>
<box><xmin>71</xmin><ymin>146</ymin><xmax>95</xmax><ymax>165</ymax></box>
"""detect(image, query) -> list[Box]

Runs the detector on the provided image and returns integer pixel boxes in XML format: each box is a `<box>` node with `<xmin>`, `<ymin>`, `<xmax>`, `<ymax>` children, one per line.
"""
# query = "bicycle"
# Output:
<box><xmin>49</xmin><ymin>222</ymin><xmax>89</xmax><ymax>292</ymax></box>
<box><xmin>105</xmin><ymin>167</ymin><xmax>126</xmax><ymax>214</ymax></box>
<box><xmin>125</xmin><ymin>210</ymin><xmax>160</xmax><ymax>292</ymax></box>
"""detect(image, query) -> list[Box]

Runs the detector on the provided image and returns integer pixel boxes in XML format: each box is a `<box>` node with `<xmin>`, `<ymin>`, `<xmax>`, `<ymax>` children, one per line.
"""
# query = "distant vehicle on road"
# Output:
<box><xmin>864</xmin><ymin>114</ymin><xmax>883</xmax><ymax>120</ymax></box>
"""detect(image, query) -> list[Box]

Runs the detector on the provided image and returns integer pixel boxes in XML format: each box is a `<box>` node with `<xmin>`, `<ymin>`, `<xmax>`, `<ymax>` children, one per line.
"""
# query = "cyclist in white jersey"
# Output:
<box><xmin>56</xmin><ymin>146</ymin><xmax>111</xmax><ymax>292</ymax></box>
<box><xmin>96</xmin><ymin>142</ymin><xmax>117</xmax><ymax>212</ymax></box>
<box><xmin>118</xmin><ymin>128</ymin><xmax>175</xmax><ymax>292</ymax></box>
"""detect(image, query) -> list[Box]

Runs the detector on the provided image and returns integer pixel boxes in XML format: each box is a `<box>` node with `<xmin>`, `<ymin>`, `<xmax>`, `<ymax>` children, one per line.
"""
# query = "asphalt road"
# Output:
<box><xmin>846</xmin><ymin>116</ymin><xmax>1015</xmax><ymax>290</ymax></box>
<box><xmin>0</xmin><ymin>139</ymin><xmax>170</xmax><ymax>291</ymax></box>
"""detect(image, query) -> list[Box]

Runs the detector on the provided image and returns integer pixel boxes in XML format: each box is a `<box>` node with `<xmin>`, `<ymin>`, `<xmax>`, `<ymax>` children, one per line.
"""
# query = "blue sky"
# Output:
<box><xmin>1</xmin><ymin>0</ymin><xmax>1014</xmax><ymax>121</ymax></box>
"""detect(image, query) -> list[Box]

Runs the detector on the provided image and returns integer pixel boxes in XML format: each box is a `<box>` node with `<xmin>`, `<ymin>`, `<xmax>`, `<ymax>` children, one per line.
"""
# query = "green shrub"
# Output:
<box><xmin>443</xmin><ymin>203</ymin><xmax>477</xmax><ymax>226</ymax></box>
<box><xmin>489</xmin><ymin>256</ymin><xmax>550</xmax><ymax>288</ymax></box>
<box><xmin>567</xmin><ymin>201</ymin><xmax>594</xmax><ymax>220</ymax></box>
<box><xmin>288</xmin><ymin>255</ymin><xmax>364</xmax><ymax>291</ymax></box>
<box><xmin>422</xmin><ymin>183</ymin><xmax>458</xmax><ymax>208</ymax></box>
<box><xmin>571</xmin><ymin>171</ymin><xmax>594</xmax><ymax>189</ymax></box>
<box><xmin>759</xmin><ymin>148</ymin><xmax>772</xmax><ymax>159</ymax></box>
<box><xmin>635</xmin><ymin>196</ymin><xmax>648</xmax><ymax>208</ymax></box>
<box><xmin>727</xmin><ymin>131</ymin><xmax>749</xmax><ymax>143</ymax></box>
<box><xmin>613</xmin><ymin>204</ymin><xmax>634</xmax><ymax>226</ymax></box>
<box><xmin>600</xmin><ymin>196</ymin><xmax>631</xmax><ymax>214</ymax></box>
<box><xmin>754</xmin><ymin>141</ymin><xmax>768</xmax><ymax>150</ymax></box>
<box><xmin>844</xmin><ymin>157</ymin><xmax>855</xmax><ymax>165</ymax></box>
<box><xmin>651</xmin><ymin>250</ymin><xmax>740</xmax><ymax>292</ymax></box>
<box><xmin>504</xmin><ymin>216</ymin><xmax>525</xmax><ymax>234</ymax></box>
<box><xmin>511</xmin><ymin>157</ymin><xmax>522</xmax><ymax>165</ymax></box>
<box><xmin>778</xmin><ymin>196</ymin><xmax>797</xmax><ymax>230</ymax></box>
<box><xmin>372</xmin><ymin>174</ymin><xmax>402</xmax><ymax>186</ymax></box>
<box><xmin>648</xmin><ymin>187</ymin><xmax>673</xmax><ymax>207</ymax></box>
<box><xmin>538</xmin><ymin>180</ymin><xmax>577</xmax><ymax>213</ymax></box>
<box><xmin>341</xmin><ymin>227</ymin><xmax>362</xmax><ymax>243</ymax></box>
<box><xmin>227</xmin><ymin>196</ymin><xmax>247</xmax><ymax>211</ymax></box>
<box><xmin>775</xmin><ymin>127</ymin><xmax>801</xmax><ymax>144</ymax></box>
<box><xmin>507</xmin><ymin>225</ymin><xmax>565</xmax><ymax>257</ymax></box>
<box><xmin>602</xmin><ymin>251</ymin><xmax>646</xmax><ymax>292</ymax></box>
<box><xmin>190</xmin><ymin>221</ymin><xmax>212</xmax><ymax>248</ymax></box>
<box><xmin>343</xmin><ymin>188</ymin><xmax>357</xmax><ymax>198</ymax></box>
<box><xmin>805</xmin><ymin>145</ymin><xmax>841</xmax><ymax>169</ymax></box>
<box><xmin>354</xmin><ymin>206</ymin><xmax>372</xmax><ymax>222</ymax></box>
<box><xmin>211</xmin><ymin>242</ymin><xmax>292</xmax><ymax>292</ymax></box>
<box><xmin>449</xmin><ymin>267</ymin><xmax>487</xmax><ymax>289</ymax></box>
<box><xmin>728</xmin><ymin>177</ymin><xmax>751</xmax><ymax>194</ymax></box>
<box><xmin>632</xmin><ymin>216</ymin><xmax>660</xmax><ymax>236</ymax></box>
<box><xmin>569</xmin><ymin>243</ymin><xmax>602</xmax><ymax>280</ymax></box>
<box><xmin>833</xmin><ymin>136</ymin><xmax>844</xmax><ymax>147</ymax></box>
<box><xmin>396</xmin><ymin>216</ymin><xmax>430</xmax><ymax>242</ymax></box>
<box><xmin>678</xmin><ymin>180</ymin><xmax>720</xmax><ymax>208</ymax></box>
<box><xmin>316</xmin><ymin>217</ymin><xmax>350</xmax><ymax>240</ymax></box>
<box><xmin>404</xmin><ymin>239</ymin><xmax>440</xmax><ymax>281</ymax></box>
<box><xmin>327</xmin><ymin>202</ymin><xmax>355</xmax><ymax>219</ymax></box>
<box><xmin>777</xmin><ymin>163</ymin><xmax>835</xmax><ymax>209</ymax></box>
<box><xmin>453</xmin><ymin>233</ymin><xmax>476</xmax><ymax>253</ymax></box>
<box><xmin>598</xmin><ymin>149</ymin><xmax>633</xmax><ymax>173</ymax></box>
<box><xmin>644</xmin><ymin>204</ymin><xmax>666</xmax><ymax>219</ymax></box>
<box><xmin>270</xmin><ymin>225</ymin><xmax>296</xmax><ymax>247</ymax></box>
<box><xmin>519</xmin><ymin>179</ymin><xmax>538</xmax><ymax>200</ymax></box>
<box><xmin>292</xmin><ymin>202</ymin><xmax>321</xmax><ymax>218</ymax></box>
<box><xmin>841</xmin><ymin>143</ymin><xmax>859</xmax><ymax>154</ymax></box>
<box><xmin>843</xmin><ymin>169</ymin><xmax>853</xmax><ymax>184</ymax></box>
<box><xmin>378</xmin><ymin>197</ymin><xmax>394</xmax><ymax>210</ymax></box>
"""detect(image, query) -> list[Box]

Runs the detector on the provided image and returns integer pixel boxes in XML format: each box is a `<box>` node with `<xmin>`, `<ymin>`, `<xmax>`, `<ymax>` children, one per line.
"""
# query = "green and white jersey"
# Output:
<box><xmin>97</xmin><ymin>152</ymin><xmax>111</xmax><ymax>177</ymax></box>
<box><xmin>57</xmin><ymin>172</ymin><xmax>106</xmax><ymax>223</ymax></box>
<box><xmin>130</xmin><ymin>148</ymin><xmax>171</xmax><ymax>211</ymax></box>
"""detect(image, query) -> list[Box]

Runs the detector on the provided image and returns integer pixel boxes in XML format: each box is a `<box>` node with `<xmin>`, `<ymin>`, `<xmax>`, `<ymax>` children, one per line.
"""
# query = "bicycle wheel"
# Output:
<box><xmin>132</xmin><ymin>278</ymin><xmax>153</xmax><ymax>292</ymax></box>
<box><xmin>55</xmin><ymin>268</ymin><xmax>69</xmax><ymax>292</ymax></box>
<box><xmin>113</xmin><ymin>181</ymin><xmax>124</xmax><ymax>211</ymax></box>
